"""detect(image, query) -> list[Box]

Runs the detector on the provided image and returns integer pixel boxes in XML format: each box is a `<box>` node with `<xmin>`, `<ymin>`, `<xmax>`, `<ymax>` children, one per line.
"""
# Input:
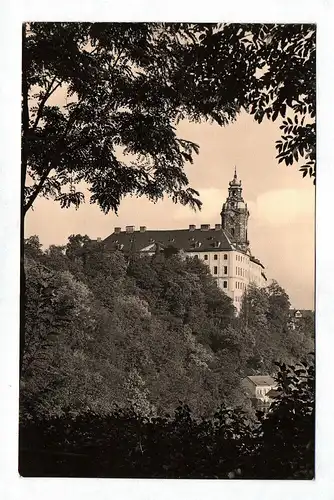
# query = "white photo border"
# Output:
<box><xmin>1</xmin><ymin>1</ymin><xmax>333</xmax><ymax>499</ymax></box>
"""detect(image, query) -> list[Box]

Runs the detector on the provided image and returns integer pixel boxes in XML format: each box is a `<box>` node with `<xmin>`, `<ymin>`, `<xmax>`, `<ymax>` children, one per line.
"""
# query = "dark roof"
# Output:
<box><xmin>250</xmin><ymin>256</ymin><xmax>265</xmax><ymax>269</ymax></box>
<box><xmin>104</xmin><ymin>228</ymin><xmax>234</xmax><ymax>253</ymax></box>
<box><xmin>266</xmin><ymin>389</ymin><xmax>281</xmax><ymax>398</ymax></box>
<box><xmin>246</xmin><ymin>376</ymin><xmax>276</xmax><ymax>387</ymax></box>
<box><xmin>289</xmin><ymin>309</ymin><xmax>314</xmax><ymax>318</ymax></box>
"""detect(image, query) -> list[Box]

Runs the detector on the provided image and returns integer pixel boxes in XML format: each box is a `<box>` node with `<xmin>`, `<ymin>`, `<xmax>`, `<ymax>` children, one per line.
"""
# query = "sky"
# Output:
<box><xmin>25</xmin><ymin>109</ymin><xmax>315</xmax><ymax>310</ymax></box>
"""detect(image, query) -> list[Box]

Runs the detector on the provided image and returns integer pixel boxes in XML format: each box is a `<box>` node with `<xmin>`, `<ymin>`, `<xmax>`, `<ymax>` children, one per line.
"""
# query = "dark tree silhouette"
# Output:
<box><xmin>22</xmin><ymin>22</ymin><xmax>316</xmax><ymax>219</ymax></box>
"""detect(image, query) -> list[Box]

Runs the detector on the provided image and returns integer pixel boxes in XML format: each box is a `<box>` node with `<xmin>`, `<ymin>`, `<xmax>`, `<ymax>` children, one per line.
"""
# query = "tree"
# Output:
<box><xmin>22</xmin><ymin>22</ymin><xmax>242</xmax><ymax>218</ymax></box>
<box><xmin>19</xmin><ymin>361</ymin><xmax>315</xmax><ymax>479</ymax></box>
<box><xmin>22</xmin><ymin>23</ymin><xmax>316</xmax><ymax>223</ymax></box>
<box><xmin>254</xmin><ymin>359</ymin><xmax>315</xmax><ymax>479</ymax></box>
<box><xmin>24</xmin><ymin>235</ymin><xmax>44</xmax><ymax>259</ymax></box>
<box><xmin>21</xmin><ymin>240</ymin><xmax>247</xmax><ymax>419</ymax></box>
<box><xmin>246</xmin><ymin>24</ymin><xmax>316</xmax><ymax>182</ymax></box>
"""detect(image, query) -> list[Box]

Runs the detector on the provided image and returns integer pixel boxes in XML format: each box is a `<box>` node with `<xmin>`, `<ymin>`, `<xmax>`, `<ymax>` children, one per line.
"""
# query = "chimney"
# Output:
<box><xmin>97</xmin><ymin>237</ymin><xmax>102</xmax><ymax>242</ymax></box>
<box><xmin>215</xmin><ymin>224</ymin><xmax>222</xmax><ymax>230</ymax></box>
<box><xmin>200</xmin><ymin>224</ymin><xmax>210</xmax><ymax>231</ymax></box>
<box><xmin>125</xmin><ymin>225</ymin><xmax>135</xmax><ymax>233</ymax></box>
<box><xmin>189</xmin><ymin>224</ymin><xmax>196</xmax><ymax>231</ymax></box>
<box><xmin>114</xmin><ymin>227</ymin><xmax>121</xmax><ymax>234</ymax></box>
<box><xmin>140</xmin><ymin>226</ymin><xmax>147</xmax><ymax>232</ymax></box>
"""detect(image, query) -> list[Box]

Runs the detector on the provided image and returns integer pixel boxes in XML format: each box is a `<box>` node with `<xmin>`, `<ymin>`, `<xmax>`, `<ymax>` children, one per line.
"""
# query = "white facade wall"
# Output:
<box><xmin>242</xmin><ymin>378</ymin><xmax>277</xmax><ymax>402</ymax></box>
<box><xmin>186</xmin><ymin>249</ymin><xmax>265</xmax><ymax>312</ymax></box>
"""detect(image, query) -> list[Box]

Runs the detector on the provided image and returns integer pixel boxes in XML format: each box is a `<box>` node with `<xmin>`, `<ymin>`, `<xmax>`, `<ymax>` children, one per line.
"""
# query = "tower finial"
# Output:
<box><xmin>234</xmin><ymin>166</ymin><xmax>237</xmax><ymax>179</ymax></box>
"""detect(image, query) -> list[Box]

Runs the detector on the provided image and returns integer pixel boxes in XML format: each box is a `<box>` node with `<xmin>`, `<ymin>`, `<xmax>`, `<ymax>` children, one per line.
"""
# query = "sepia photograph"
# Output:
<box><xmin>19</xmin><ymin>21</ymin><xmax>315</xmax><ymax>480</ymax></box>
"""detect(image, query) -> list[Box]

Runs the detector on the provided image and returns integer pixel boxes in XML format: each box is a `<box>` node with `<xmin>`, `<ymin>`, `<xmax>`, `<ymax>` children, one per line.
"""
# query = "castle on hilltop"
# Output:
<box><xmin>104</xmin><ymin>169</ymin><xmax>267</xmax><ymax>311</ymax></box>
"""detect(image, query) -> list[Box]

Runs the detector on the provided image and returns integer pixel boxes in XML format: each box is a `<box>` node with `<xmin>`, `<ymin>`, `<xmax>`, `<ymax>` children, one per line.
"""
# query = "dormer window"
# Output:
<box><xmin>191</xmin><ymin>241</ymin><xmax>201</xmax><ymax>249</ymax></box>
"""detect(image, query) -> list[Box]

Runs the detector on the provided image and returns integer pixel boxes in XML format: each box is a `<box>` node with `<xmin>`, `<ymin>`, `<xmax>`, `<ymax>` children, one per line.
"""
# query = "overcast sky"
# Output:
<box><xmin>25</xmin><ymin>110</ymin><xmax>315</xmax><ymax>310</ymax></box>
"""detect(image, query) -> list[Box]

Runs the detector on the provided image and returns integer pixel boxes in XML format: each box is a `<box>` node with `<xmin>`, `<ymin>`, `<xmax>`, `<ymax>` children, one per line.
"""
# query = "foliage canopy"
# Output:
<box><xmin>22</xmin><ymin>22</ymin><xmax>316</xmax><ymax>217</ymax></box>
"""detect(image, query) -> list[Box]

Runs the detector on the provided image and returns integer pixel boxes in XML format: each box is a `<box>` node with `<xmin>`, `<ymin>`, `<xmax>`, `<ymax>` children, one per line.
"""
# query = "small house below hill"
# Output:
<box><xmin>242</xmin><ymin>375</ymin><xmax>277</xmax><ymax>402</ymax></box>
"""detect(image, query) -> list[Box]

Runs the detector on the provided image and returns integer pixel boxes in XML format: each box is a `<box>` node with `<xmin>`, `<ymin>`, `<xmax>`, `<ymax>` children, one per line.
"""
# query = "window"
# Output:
<box><xmin>213</xmin><ymin>266</ymin><xmax>218</xmax><ymax>275</ymax></box>
<box><xmin>214</xmin><ymin>254</ymin><xmax>218</xmax><ymax>260</ymax></box>
<box><xmin>224</xmin><ymin>266</ymin><xmax>227</xmax><ymax>274</ymax></box>
<box><xmin>223</xmin><ymin>281</ymin><xmax>227</xmax><ymax>288</ymax></box>
<box><xmin>194</xmin><ymin>255</ymin><xmax>199</xmax><ymax>260</ymax></box>
<box><xmin>224</xmin><ymin>254</ymin><xmax>228</xmax><ymax>260</ymax></box>
<box><xmin>204</xmin><ymin>254</ymin><xmax>208</xmax><ymax>260</ymax></box>
<box><xmin>236</xmin><ymin>266</ymin><xmax>238</xmax><ymax>275</ymax></box>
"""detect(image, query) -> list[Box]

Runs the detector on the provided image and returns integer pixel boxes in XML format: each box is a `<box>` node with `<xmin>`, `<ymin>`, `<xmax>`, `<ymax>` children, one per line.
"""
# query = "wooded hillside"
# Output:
<box><xmin>21</xmin><ymin>235</ymin><xmax>314</xmax><ymax>420</ymax></box>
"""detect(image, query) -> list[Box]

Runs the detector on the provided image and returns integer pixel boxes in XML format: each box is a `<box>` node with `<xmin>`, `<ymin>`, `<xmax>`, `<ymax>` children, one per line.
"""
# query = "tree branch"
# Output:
<box><xmin>32</xmin><ymin>78</ymin><xmax>62</xmax><ymax>131</ymax></box>
<box><xmin>23</xmin><ymin>162</ymin><xmax>54</xmax><ymax>216</ymax></box>
<box><xmin>23</xmin><ymin>41</ymin><xmax>119</xmax><ymax>217</ymax></box>
<box><xmin>23</xmin><ymin>134</ymin><xmax>94</xmax><ymax>215</ymax></box>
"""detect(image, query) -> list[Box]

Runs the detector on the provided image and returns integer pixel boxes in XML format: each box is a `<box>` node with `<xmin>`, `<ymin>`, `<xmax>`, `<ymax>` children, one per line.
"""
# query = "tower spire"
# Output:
<box><xmin>220</xmin><ymin>166</ymin><xmax>249</xmax><ymax>249</ymax></box>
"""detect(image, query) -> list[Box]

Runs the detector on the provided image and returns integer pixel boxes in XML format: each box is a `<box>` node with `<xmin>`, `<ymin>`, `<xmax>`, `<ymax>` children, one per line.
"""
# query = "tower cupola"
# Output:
<box><xmin>220</xmin><ymin>167</ymin><xmax>249</xmax><ymax>249</ymax></box>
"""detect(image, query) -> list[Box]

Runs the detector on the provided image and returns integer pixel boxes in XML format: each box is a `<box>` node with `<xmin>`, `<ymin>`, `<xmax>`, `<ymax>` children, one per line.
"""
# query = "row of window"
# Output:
<box><xmin>236</xmin><ymin>266</ymin><xmax>247</xmax><ymax>277</ymax></box>
<box><xmin>214</xmin><ymin>276</ymin><xmax>228</xmax><ymax>289</ymax></box>
<box><xmin>204</xmin><ymin>254</ymin><xmax>228</xmax><ymax>261</ymax></box>
<box><xmin>212</xmin><ymin>266</ymin><xmax>228</xmax><ymax>275</ymax></box>
<box><xmin>236</xmin><ymin>281</ymin><xmax>246</xmax><ymax>290</ymax></box>
<box><xmin>236</xmin><ymin>254</ymin><xmax>246</xmax><ymax>263</ymax></box>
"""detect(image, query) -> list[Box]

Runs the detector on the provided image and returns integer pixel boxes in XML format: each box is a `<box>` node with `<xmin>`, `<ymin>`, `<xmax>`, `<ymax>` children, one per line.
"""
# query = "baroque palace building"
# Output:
<box><xmin>104</xmin><ymin>169</ymin><xmax>267</xmax><ymax>311</ymax></box>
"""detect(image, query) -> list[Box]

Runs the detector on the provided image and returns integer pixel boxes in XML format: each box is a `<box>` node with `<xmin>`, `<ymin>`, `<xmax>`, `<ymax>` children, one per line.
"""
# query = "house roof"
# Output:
<box><xmin>289</xmin><ymin>309</ymin><xmax>314</xmax><ymax>319</ymax></box>
<box><xmin>103</xmin><ymin>226</ymin><xmax>266</xmax><ymax>270</ymax></box>
<box><xmin>104</xmin><ymin>227</ymin><xmax>235</xmax><ymax>253</ymax></box>
<box><xmin>246</xmin><ymin>375</ymin><xmax>276</xmax><ymax>387</ymax></box>
<box><xmin>250</xmin><ymin>256</ymin><xmax>265</xmax><ymax>269</ymax></box>
<box><xmin>266</xmin><ymin>389</ymin><xmax>281</xmax><ymax>398</ymax></box>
